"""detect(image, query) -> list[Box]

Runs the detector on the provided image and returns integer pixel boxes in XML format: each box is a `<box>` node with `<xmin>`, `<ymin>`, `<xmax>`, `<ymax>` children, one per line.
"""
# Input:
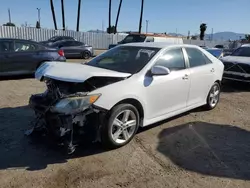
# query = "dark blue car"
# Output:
<box><xmin>205</xmin><ymin>48</ymin><xmax>224</xmax><ymax>59</ymax></box>
<box><xmin>0</xmin><ymin>38</ymin><xmax>66</xmax><ymax>76</ymax></box>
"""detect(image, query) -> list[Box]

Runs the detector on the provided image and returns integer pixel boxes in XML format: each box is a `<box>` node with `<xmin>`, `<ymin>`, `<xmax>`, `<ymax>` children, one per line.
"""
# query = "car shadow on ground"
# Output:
<box><xmin>157</xmin><ymin>121</ymin><xmax>250</xmax><ymax>181</ymax></box>
<box><xmin>221</xmin><ymin>80</ymin><xmax>250</xmax><ymax>93</ymax></box>
<box><xmin>0</xmin><ymin>105</ymin><xmax>107</xmax><ymax>171</ymax></box>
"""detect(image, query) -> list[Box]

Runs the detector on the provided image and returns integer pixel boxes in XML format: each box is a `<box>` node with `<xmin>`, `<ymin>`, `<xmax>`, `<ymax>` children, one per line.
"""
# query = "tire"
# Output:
<box><xmin>81</xmin><ymin>51</ymin><xmax>91</xmax><ymax>59</ymax></box>
<box><xmin>101</xmin><ymin>103</ymin><xmax>140</xmax><ymax>149</ymax></box>
<box><xmin>205</xmin><ymin>82</ymin><xmax>221</xmax><ymax>110</ymax></box>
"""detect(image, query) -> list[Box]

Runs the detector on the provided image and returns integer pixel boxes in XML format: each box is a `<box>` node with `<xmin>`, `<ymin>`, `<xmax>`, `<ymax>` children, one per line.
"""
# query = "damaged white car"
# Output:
<box><xmin>29</xmin><ymin>43</ymin><xmax>224</xmax><ymax>154</ymax></box>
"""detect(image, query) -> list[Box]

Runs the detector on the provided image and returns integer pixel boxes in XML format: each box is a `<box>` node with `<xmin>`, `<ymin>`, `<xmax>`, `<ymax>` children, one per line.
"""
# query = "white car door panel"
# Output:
<box><xmin>145</xmin><ymin>69</ymin><xmax>190</xmax><ymax>119</ymax></box>
<box><xmin>144</xmin><ymin>48</ymin><xmax>191</xmax><ymax>120</ymax></box>
<box><xmin>184</xmin><ymin>47</ymin><xmax>215</xmax><ymax>106</ymax></box>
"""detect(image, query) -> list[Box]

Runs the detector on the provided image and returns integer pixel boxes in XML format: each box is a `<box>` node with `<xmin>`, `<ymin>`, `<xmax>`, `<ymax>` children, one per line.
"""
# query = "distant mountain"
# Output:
<box><xmin>206</xmin><ymin>32</ymin><xmax>246</xmax><ymax>41</ymax></box>
<box><xmin>168</xmin><ymin>32</ymin><xmax>184</xmax><ymax>37</ymax></box>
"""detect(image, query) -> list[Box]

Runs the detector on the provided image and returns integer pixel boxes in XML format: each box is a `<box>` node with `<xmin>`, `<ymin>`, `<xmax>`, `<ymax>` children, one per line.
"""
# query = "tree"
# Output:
<box><xmin>107</xmin><ymin>25</ymin><xmax>116</xmax><ymax>34</ymax></box>
<box><xmin>50</xmin><ymin>0</ymin><xmax>57</xmax><ymax>30</ymax></box>
<box><xmin>200</xmin><ymin>23</ymin><xmax>207</xmax><ymax>40</ymax></box>
<box><xmin>3</xmin><ymin>22</ymin><xmax>15</xmax><ymax>26</ymax></box>
<box><xmin>76</xmin><ymin>0</ymin><xmax>82</xmax><ymax>31</ymax></box>
<box><xmin>108</xmin><ymin>0</ymin><xmax>112</xmax><ymax>34</ymax></box>
<box><xmin>61</xmin><ymin>0</ymin><xmax>65</xmax><ymax>30</ymax></box>
<box><xmin>36</xmin><ymin>21</ymin><xmax>41</xmax><ymax>29</ymax></box>
<box><xmin>245</xmin><ymin>34</ymin><xmax>250</xmax><ymax>41</ymax></box>
<box><xmin>114</xmin><ymin>0</ymin><xmax>123</xmax><ymax>34</ymax></box>
<box><xmin>138</xmin><ymin>0</ymin><xmax>144</xmax><ymax>33</ymax></box>
<box><xmin>191</xmin><ymin>35</ymin><xmax>198</xmax><ymax>40</ymax></box>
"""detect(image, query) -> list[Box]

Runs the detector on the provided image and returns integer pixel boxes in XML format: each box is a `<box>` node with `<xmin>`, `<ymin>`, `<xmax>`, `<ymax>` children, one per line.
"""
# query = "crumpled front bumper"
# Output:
<box><xmin>28</xmin><ymin>93</ymin><xmax>107</xmax><ymax>153</ymax></box>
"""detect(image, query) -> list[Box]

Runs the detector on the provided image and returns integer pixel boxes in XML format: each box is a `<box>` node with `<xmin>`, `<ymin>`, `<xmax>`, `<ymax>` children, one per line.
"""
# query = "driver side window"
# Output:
<box><xmin>154</xmin><ymin>48</ymin><xmax>186</xmax><ymax>71</ymax></box>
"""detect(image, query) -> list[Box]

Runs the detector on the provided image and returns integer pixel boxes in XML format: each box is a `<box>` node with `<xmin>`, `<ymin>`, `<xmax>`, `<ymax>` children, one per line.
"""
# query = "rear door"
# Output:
<box><xmin>10</xmin><ymin>40</ymin><xmax>42</xmax><ymax>73</ymax></box>
<box><xmin>59</xmin><ymin>41</ymin><xmax>75</xmax><ymax>58</ymax></box>
<box><xmin>184</xmin><ymin>47</ymin><xmax>215</xmax><ymax>106</ymax></box>
<box><xmin>0</xmin><ymin>40</ymin><xmax>14</xmax><ymax>75</ymax></box>
<box><xmin>60</xmin><ymin>41</ymin><xmax>83</xmax><ymax>58</ymax></box>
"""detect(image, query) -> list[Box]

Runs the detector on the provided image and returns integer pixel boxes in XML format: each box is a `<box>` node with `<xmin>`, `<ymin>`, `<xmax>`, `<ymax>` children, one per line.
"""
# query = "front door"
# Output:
<box><xmin>9</xmin><ymin>41</ymin><xmax>40</xmax><ymax>74</ymax></box>
<box><xmin>184</xmin><ymin>47</ymin><xmax>215</xmax><ymax>106</ymax></box>
<box><xmin>0</xmin><ymin>40</ymin><xmax>14</xmax><ymax>75</ymax></box>
<box><xmin>145</xmin><ymin>48</ymin><xmax>191</xmax><ymax>120</ymax></box>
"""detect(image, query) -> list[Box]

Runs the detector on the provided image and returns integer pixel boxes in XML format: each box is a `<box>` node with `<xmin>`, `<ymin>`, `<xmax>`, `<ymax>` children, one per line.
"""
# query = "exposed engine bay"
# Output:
<box><xmin>28</xmin><ymin>76</ymin><xmax>124</xmax><ymax>154</ymax></box>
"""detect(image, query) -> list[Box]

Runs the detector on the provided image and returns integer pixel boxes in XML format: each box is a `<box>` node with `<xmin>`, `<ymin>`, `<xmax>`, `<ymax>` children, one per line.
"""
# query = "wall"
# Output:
<box><xmin>0</xmin><ymin>26</ymin><xmax>229</xmax><ymax>49</ymax></box>
<box><xmin>0</xmin><ymin>26</ymin><xmax>127</xmax><ymax>49</ymax></box>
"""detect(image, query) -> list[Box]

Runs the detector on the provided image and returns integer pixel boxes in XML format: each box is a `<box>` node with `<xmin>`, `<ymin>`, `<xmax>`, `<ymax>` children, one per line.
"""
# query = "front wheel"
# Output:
<box><xmin>205</xmin><ymin>82</ymin><xmax>221</xmax><ymax>110</ymax></box>
<box><xmin>101</xmin><ymin>104</ymin><xmax>140</xmax><ymax>149</ymax></box>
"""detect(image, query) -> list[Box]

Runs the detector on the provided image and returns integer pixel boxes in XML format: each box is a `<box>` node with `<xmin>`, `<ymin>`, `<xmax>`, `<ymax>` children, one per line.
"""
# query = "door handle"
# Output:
<box><xmin>182</xmin><ymin>74</ymin><xmax>189</xmax><ymax>80</ymax></box>
<box><xmin>211</xmin><ymin>68</ymin><xmax>215</xmax><ymax>72</ymax></box>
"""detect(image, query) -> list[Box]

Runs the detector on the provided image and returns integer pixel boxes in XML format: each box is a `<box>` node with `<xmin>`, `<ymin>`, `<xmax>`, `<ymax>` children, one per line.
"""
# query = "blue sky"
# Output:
<box><xmin>0</xmin><ymin>0</ymin><xmax>249</xmax><ymax>35</ymax></box>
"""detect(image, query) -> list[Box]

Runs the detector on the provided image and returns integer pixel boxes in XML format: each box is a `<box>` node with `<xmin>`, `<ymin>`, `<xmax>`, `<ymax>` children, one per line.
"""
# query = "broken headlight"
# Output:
<box><xmin>51</xmin><ymin>94</ymin><xmax>101</xmax><ymax>114</ymax></box>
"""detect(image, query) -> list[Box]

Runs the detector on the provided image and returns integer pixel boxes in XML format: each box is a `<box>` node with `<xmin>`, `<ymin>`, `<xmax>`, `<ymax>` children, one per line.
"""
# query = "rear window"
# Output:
<box><xmin>121</xmin><ymin>34</ymin><xmax>146</xmax><ymax>44</ymax></box>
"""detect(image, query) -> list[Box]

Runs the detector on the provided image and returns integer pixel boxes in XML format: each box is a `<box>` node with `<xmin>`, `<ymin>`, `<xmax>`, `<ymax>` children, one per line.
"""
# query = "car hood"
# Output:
<box><xmin>35</xmin><ymin>61</ymin><xmax>131</xmax><ymax>83</ymax></box>
<box><xmin>221</xmin><ymin>56</ymin><xmax>250</xmax><ymax>64</ymax></box>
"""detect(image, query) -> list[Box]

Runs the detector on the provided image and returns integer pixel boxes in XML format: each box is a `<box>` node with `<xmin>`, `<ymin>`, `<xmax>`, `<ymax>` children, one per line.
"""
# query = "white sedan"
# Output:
<box><xmin>31</xmin><ymin>42</ymin><xmax>224</xmax><ymax>153</ymax></box>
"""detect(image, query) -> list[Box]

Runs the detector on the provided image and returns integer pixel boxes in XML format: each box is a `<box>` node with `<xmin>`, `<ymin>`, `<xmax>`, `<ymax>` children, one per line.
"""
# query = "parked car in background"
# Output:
<box><xmin>30</xmin><ymin>42</ymin><xmax>224</xmax><ymax>153</ymax></box>
<box><xmin>206</xmin><ymin>48</ymin><xmax>224</xmax><ymax>59</ymax></box>
<box><xmin>0</xmin><ymin>38</ymin><xmax>66</xmax><ymax>76</ymax></box>
<box><xmin>40</xmin><ymin>36</ymin><xmax>76</xmax><ymax>46</ymax></box>
<box><xmin>108</xmin><ymin>33</ymin><xmax>183</xmax><ymax>49</ymax></box>
<box><xmin>220</xmin><ymin>44</ymin><xmax>250</xmax><ymax>82</ymax></box>
<box><xmin>214</xmin><ymin>44</ymin><xmax>224</xmax><ymax>49</ymax></box>
<box><xmin>50</xmin><ymin>40</ymin><xmax>93</xmax><ymax>59</ymax></box>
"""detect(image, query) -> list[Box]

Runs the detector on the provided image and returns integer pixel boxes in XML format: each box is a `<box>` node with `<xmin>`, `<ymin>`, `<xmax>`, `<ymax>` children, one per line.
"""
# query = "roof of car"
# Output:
<box><xmin>241</xmin><ymin>44</ymin><xmax>250</xmax><ymax>47</ymax></box>
<box><xmin>121</xmin><ymin>42</ymin><xmax>199</xmax><ymax>49</ymax></box>
<box><xmin>0</xmin><ymin>38</ymin><xmax>34</xmax><ymax>42</ymax></box>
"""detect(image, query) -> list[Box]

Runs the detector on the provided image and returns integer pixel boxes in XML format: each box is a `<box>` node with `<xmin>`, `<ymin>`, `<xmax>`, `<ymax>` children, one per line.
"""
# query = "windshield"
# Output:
<box><xmin>86</xmin><ymin>46</ymin><xmax>160</xmax><ymax>74</ymax></box>
<box><xmin>121</xmin><ymin>34</ymin><xmax>146</xmax><ymax>44</ymax></box>
<box><xmin>231</xmin><ymin>47</ymin><xmax>250</xmax><ymax>57</ymax></box>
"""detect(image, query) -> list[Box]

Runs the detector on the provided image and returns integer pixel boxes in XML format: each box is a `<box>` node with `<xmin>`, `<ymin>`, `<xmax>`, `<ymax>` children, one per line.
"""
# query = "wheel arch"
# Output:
<box><xmin>112</xmin><ymin>98</ymin><xmax>144</xmax><ymax>126</ymax></box>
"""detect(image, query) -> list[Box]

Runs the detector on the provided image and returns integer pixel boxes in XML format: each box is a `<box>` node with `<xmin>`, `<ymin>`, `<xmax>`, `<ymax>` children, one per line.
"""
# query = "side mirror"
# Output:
<box><xmin>151</xmin><ymin>65</ymin><xmax>170</xmax><ymax>76</ymax></box>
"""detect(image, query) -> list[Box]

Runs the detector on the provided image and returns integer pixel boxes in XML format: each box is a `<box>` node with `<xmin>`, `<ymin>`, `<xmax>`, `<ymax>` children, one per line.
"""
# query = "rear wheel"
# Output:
<box><xmin>101</xmin><ymin>104</ymin><xmax>140</xmax><ymax>149</ymax></box>
<box><xmin>205</xmin><ymin>82</ymin><xmax>221</xmax><ymax>110</ymax></box>
<box><xmin>81</xmin><ymin>51</ymin><xmax>91</xmax><ymax>59</ymax></box>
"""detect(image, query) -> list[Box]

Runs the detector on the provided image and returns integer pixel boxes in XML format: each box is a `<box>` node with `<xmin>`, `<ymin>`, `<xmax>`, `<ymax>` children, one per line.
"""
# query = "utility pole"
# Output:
<box><xmin>138</xmin><ymin>0</ymin><xmax>144</xmax><ymax>33</ymax></box>
<box><xmin>8</xmin><ymin>8</ymin><xmax>11</xmax><ymax>23</ymax></box>
<box><xmin>211</xmin><ymin>28</ymin><xmax>214</xmax><ymax>41</ymax></box>
<box><xmin>146</xmin><ymin>20</ymin><xmax>149</xmax><ymax>33</ymax></box>
<box><xmin>76</xmin><ymin>0</ymin><xmax>81</xmax><ymax>31</ymax></box>
<box><xmin>102</xmin><ymin>20</ymin><xmax>104</xmax><ymax>32</ymax></box>
<box><xmin>37</xmin><ymin>8</ymin><xmax>41</xmax><ymax>25</ymax></box>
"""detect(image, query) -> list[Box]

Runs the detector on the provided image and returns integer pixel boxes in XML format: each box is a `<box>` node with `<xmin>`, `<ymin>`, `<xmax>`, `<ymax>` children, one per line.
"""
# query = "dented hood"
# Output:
<box><xmin>35</xmin><ymin>61</ymin><xmax>131</xmax><ymax>83</ymax></box>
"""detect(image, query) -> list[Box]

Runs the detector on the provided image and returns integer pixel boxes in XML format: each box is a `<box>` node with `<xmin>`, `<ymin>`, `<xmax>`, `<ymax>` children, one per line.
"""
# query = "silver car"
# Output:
<box><xmin>51</xmin><ymin>40</ymin><xmax>93</xmax><ymax>59</ymax></box>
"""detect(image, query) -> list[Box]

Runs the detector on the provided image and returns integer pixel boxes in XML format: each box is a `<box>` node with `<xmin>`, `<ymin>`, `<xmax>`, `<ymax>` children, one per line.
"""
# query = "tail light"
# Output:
<box><xmin>58</xmin><ymin>49</ymin><xmax>64</xmax><ymax>56</ymax></box>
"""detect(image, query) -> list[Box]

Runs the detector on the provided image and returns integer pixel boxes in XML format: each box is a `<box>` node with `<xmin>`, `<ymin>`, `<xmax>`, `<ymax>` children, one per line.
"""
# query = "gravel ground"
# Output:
<box><xmin>0</xmin><ymin>77</ymin><xmax>250</xmax><ymax>188</ymax></box>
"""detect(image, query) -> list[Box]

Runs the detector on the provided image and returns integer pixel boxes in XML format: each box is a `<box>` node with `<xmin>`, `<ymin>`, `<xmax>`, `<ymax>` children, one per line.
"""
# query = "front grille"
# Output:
<box><xmin>223</xmin><ymin>62</ymin><xmax>250</xmax><ymax>74</ymax></box>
